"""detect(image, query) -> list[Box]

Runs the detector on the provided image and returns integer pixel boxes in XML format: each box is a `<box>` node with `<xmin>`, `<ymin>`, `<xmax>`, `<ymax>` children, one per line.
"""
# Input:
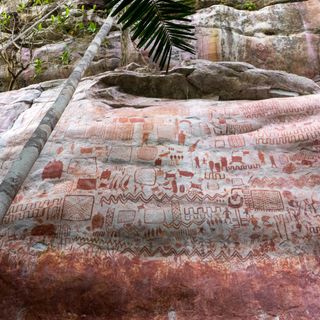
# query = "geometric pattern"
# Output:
<box><xmin>62</xmin><ymin>195</ymin><xmax>94</xmax><ymax>221</ymax></box>
<box><xmin>228</xmin><ymin>135</ymin><xmax>245</xmax><ymax>148</ymax></box>
<box><xmin>251</xmin><ymin>190</ymin><xmax>284</xmax><ymax>211</ymax></box>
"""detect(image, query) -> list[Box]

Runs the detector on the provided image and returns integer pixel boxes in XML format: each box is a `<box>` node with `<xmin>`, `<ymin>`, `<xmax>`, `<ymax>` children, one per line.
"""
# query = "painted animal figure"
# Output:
<box><xmin>190</xmin><ymin>182</ymin><xmax>202</xmax><ymax>190</ymax></box>
<box><xmin>165</xmin><ymin>172</ymin><xmax>176</xmax><ymax>179</ymax></box>
<box><xmin>230</xmin><ymin>155</ymin><xmax>245</xmax><ymax>165</ymax></box>
<box><xmin>101</xmin><ymin>169</ymin><xmax>111</xmax><ymax>180</ymax></box>
<box><xmin>178</xmin><ymin>169</ymin><xmax>194</xmax><ymax>178</ymax></box>
<box><xmin>301</xmin><ymin>159</ymin><xmax>313</xmax><ymax>166</ymax></box>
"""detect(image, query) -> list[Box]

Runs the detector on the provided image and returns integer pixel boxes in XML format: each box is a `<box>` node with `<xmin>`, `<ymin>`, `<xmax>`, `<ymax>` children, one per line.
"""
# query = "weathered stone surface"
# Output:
<box><xmin>196</xmin><ymin>0</ymin><xmax>305</xmax><ymax>10</ymax></box>
<box><xmin>194</xmin><ymin>0</ymin><xmax>320</xmax><ymax>78</ymax></box>
<box><xmin>2</xmin><ymin>0</ymin><xmax>320</xmax><ymax>92</ymax></box>
<box><xmin>0</xmin><ymin>1</ymin><xmax>121</xmax><ymax>92</ymax></box>
<box><xmin>1</xmin><ymin>32</ymin><xmax>121</xmax><ymax>91</ymax></box>
<box><xmin>94</xmin><ymin>60</ymin><xmax>320</xmax><ymax>100</ymax></box>
<box><xmin>0</xmin><ymin>66</ymin><xmax>320</xmax><ymax>318</ymax></box>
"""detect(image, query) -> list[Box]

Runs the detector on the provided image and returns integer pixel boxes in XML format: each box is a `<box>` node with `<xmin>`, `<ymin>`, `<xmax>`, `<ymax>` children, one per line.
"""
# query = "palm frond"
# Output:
<box><xmin>104</xmin><ymin>0</ymin><xmax>196</xmax><ymax>71</ymax></box>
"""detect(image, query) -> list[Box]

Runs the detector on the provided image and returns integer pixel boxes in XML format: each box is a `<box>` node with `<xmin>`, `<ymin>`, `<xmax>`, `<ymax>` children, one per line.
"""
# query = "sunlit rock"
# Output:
<box><xmin>0</xmin><ymin>64</ymin><xmax>320</xmax><ymax>318</ymax></box>
<box><xmin>194</xmin><ymin>0</ymin><xmax>320</xmax><ymax>78</ymax></box>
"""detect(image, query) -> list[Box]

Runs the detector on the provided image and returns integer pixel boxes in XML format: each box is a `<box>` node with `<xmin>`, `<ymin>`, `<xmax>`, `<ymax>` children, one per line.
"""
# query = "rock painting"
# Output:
<box><xmin>0</xmin><ymin>75</ymin><xmax>320</xmax><ymax>319</ymax></box>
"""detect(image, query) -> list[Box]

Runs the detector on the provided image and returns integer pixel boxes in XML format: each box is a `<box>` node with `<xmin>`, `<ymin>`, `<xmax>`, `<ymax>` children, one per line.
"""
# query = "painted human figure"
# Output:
<box><xmin>195</xmin><ymin>156</ymin><xmax>201</xmax><ymax>169</ymax></box>
<box><xmin>244</xmin><ymin>208</ymin><xmax>250</xmax><ymax>218</ymax></box>
<box><xmin>155</xmin><ymin>157</ymin><xmax>162</xmax><ymax>166</ymax></box>
<box><xmin>172</xmin><ymin>179</ymin><xmax>178</xmax><ymax>193</ymax></box>
<box><xmin>250</xmin><ymin>215</ymin><xmax>260</xmax><ymax>230</ymax></box>
<box><xmin>91</xmin><ymin>213</ymin><xmax>105</xmax><ymax>230</ymax></box>
<box><xmin>170</xmin><ymin>155</ymin><xmax>175</xmax><ymax>165</ymax></box>
<box><xmin>221</xmin><ymin>157</ymin><xmax>228</xmax><ymax>170</ymax></box>
<box><xmin>269</xmin><ymin>155</ymin><xmax>277</xmax><ymax>168</ymax></box>
<box><xmin>178</xmin><ymin>130</ymin><xmax>186</xmax><ymax>145</ymax></box>
<box><xmin>258</xmin><ymin>150</ymin><xmax>265</xmax><ymax>165</ymax></box>
<box><xmin>224</xmin><ymin>208</ymin><xmax>232</xmax><ymax>224</ymax></box>
<box><xmin>296</xmin><ymin>222</ymin><xmax>302</xmax><ymax>233</ymax></box>
<box><xmin>209</xmin><ymin>160</ymin><xmax>215</xmax><ymax>172</ymax></box>
<box><xmin>142</xmin><ymin>131</ymin><xmax>149</xmax><ymax>145</ymax></box>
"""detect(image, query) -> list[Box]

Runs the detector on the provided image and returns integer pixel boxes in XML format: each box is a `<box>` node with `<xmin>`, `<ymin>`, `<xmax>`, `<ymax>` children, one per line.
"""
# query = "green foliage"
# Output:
<box><xmin>87</xmin><ymin>21</ymin><xmax>97</xmax><ymax>33</ymax></box>
<box><xmin>17</xmin><ymin>2</ymin><xmax>27</xmax><ymax>13</ymax></box>
<box><xmin>50</xmin><ymin>6</ymin><xmax>71</xmax><ymax>31</ymax></box>
<box><xmin>242</xmin><ymin>1</ymin><xmax>257</xmax><ymax>10</ymax></box>
<box><xmin>0</xmin><ymin>12</ymin><xmax>11</xmax><ymax>31</ymax></box>
<box><xmin>104</xmin><ymin>0</ymin><xmax>196</xmax><ymax>71</ymax></box>
<box><xmin>37</xmin><ymin>22</ymin><xmax>43</xmax><ymax>31</ymax></box>
<box><xmin>64</xmin><ymin>6</ymin><xmax>71</xmax><ymax>18</ymax></box>
<box><xmin>60</xmin><ymin>49</ymin><xmax>71</xmax><ymax>65</ymax></box>
<box><xmin>50</xmin><ymin>14</ymin><xmax>63</xmax><ymax>25</ymax></box>
<box><xmin>34</xmin><ymin>58</ymin><xmax>43</xmax><ymax>76</ymax></box>
<box><xmin>32</xmin><ymin>0</ymin><xmax>53</xmax><ymax>6</ymax></box>
<box><xmin>1</xmin><ymin>0</ymin><xmax>196</xmax><ymax>77</ymax></box>
<box><xmin>75</xmin><ymin>21</ymin><xmax>85</xmax><ymax>32</ymax></box>
<box><xmin>57</xmin><ymin>14</ymin><xmax>64</xmax><ymax>24</ymax></box>
<box><xmin>70</xmin><ymin>4</ymin><xmax>103</xmax><ymax>36</ymax></box>
<box><xmin>63</xmin><ymin>4</ymin><xmax>74</xmax><ymax>18</ymax></box>
<box><xmin>50</xmin><ymin>14</ymin><xmax>55</xmax><ymax>24</ymax></box>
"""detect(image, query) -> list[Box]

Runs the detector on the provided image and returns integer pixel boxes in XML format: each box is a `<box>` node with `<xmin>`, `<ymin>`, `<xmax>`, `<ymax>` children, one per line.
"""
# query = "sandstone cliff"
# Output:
<box><xmin>1</xmin><ymin>1</ymin><xmax>320</xmax><ymax>319</ymax></box>
<box><xmin>0</xmin><ymin>61</ymin><xmax>320</xmax><ymax>319</ymax></box>
<box><xmin>0</xmin><ymin>0</ymin><xmax>319</xmax><ymax>91</ymax></box>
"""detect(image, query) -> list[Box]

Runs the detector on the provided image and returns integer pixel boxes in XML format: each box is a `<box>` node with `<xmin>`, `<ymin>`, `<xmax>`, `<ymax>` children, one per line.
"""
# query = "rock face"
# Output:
<box><xmin>196</xmin><ymin>0</ymin><xmax>306</xmax><ymax>10</ymax></box>
<box><xmin>1</xmin><ymin>0</ymin><xmax>320</xmax><ymax>92</ymax></box>
<box><xmin>0</xmin><ymin>65</ymin><xmax>320</xmax><ymax>319</ymax></box>
<box><xmin>100</xmin><ymin>60</ymin><xmax>320</xmax><ymax>100</ymax></box>
<box><xmin>0</xmin><ymin>1</ymin><xmax>122</xmax><ymax>92</ymax></box>
<box><xmin>194</xmin><ymin>0</ymin><xmax>320</xmax><ymax>79</ymax></box>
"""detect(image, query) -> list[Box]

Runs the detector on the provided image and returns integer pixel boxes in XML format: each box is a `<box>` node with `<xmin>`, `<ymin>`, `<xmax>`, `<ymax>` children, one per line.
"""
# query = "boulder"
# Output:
<box><xmin>94</xmin><ymin>60</ymin><xmax>320</xmax><ymax>100</ymax></box>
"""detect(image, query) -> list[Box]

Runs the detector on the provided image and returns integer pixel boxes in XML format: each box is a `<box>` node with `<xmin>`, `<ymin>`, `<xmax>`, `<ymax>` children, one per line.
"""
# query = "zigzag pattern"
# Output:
<box><xmin>100</xmin><ymin>191</ymin><xmax>228</xmax><ymax>205</ymax></box>
<box><xmin>163</xmin><ymin>219</ymin><xmax>205</xmax><ymax>229</ymax></box>
<box><xmin>121</xmin><ymin>247</ymin><xmax>270</xmax><ymax>262</ymax></box>
<box><xmin>72</xmin><ymin>235</ymin><xmax>270</xmax><ymax>261</ymax></box>
<box><xmin>251</xmin><ymin>175</ymin><xmax>320</xmax><ymax>188</ymax></box>
<box><xmin>73</xmin><ymin>236</ymin><xmax>126</xmax><ymax>248</ymax></box>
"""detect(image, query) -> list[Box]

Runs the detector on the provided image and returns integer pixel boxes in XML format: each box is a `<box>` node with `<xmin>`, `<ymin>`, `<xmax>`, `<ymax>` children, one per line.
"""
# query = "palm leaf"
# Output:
<box><xmin>104</xmin><ymin>0</ymin><xmax>196</xmax><ymax>71</ymax></box>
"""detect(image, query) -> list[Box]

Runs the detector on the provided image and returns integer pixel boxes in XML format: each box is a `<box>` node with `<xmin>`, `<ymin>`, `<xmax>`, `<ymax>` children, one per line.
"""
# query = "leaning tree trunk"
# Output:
<box><xmin>0</xmin><ymin>13</ymin><xmax>115</xmax><ymax>221</ymax></box>
<box><xmin>121</xmin><ymin>28</ymin><xmax>131</xmax><ymax>66</ymax></box>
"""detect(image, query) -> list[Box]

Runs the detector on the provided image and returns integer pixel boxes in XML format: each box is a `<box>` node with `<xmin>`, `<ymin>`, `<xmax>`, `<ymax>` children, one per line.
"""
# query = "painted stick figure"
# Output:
<box><xmin>195</xmin><ymin>156</ymin><xmax>201</xmax><ymax>169</ymax></box>
<box><xmin>269</xmin><ymin>155</ymin><xmax>277</xmax><ymax>168</ymax></box>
